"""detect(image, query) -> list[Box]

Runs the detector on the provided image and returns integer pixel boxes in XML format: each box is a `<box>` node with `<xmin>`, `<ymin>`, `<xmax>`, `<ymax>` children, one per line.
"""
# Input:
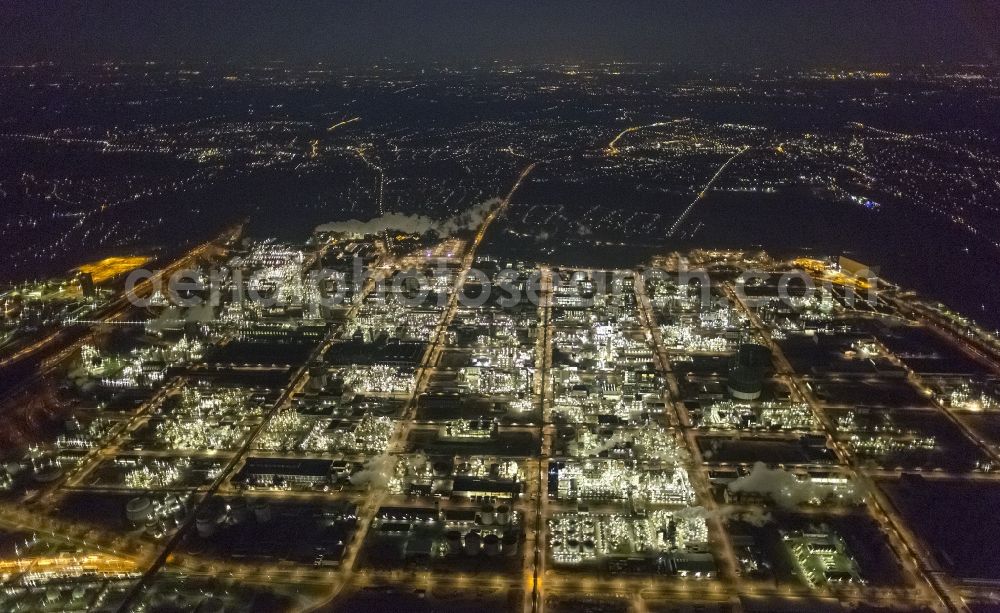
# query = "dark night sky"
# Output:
<box><xmin>1</xmin><ymin>0</ymin><xmax>998</xmax><ymax>66</ymax></box>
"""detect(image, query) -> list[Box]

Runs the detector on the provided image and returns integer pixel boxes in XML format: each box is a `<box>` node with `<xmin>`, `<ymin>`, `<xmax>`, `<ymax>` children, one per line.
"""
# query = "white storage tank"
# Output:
<box><xmin>195</xmin><ymin>497</ymin><xmax>226</xmax><ymax>538</ymax></box>
<box><xmin>195</xmin><ymin>513</ymin><xmax>218</xmax><ymax>538</ymax></box>
<box><xmin>32</xmin><ymin>462</ymin><xmax>62</xmax><ymax>483</ymax></box>
<box><xmin>495</xmin><ymin>504</ymin><xmax>511</xmax><ymax>525</ymax></box>
<box><xmin>479</xmin><ymin>504</ymin><xmax>495</xmax><ymax>526</ymax></box>
<box><xmin>126</xmin><ymin>496</ymin><xmax>154</xmax><ymax>524</ymax></box>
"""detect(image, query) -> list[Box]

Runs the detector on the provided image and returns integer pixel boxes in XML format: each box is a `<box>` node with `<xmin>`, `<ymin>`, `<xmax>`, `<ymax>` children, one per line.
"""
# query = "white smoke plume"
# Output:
<box><xmin>439</xmin><ymin>199</ymin><xmax>501</xmax><ymax>235</ymax></box>
<box><xmin>732</xmin><ymin>506</ymin><xmax>773</xmax><ymax>527</ymax></box>
<box><xmin>578</xmin><ymin>431</ymin><xmax>624</xmax><ymax>457</ymax></box>
<box><xmin>727</xmin><ymin>461</ymin><xmax>864</xmax><ymax>509</ymax></box>
<box><xmin>406</xmin><ymin>452</ymin><xmax>428</xmax><ymax>473</ymax></box>
<box><xmin>672</xmin><ymin>505</ymin><xmax>712</xmax><ymax>520</ymax></box>
<box><xmin>674</xmin><ymin>504</ymin><xmax>773</xmax><ymax>527</ymax></box>
<box><xmin>349</xmin><ymin>454</ymin><xmax>397</xmax><ymax>488</ymax></box>
<box><xmin>316</xmin><ymin>198</ymin><xmax>501</xmax><ymax>237</ymax></box>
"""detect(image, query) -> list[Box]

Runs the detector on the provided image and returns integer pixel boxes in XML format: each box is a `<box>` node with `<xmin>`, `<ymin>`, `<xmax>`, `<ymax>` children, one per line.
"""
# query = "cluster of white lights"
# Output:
<box><xmin>256</xmin><ymin>410</ymin><xmax>309</xmax><ymax>451</ymax></box>
<box><xmin>783</xmin><ymin>528</ymin><xmax>863</xmax><ymax>587</ymax></box>
<box><xmin>698</xmin><ymin>401</ymin><xmax>817</xmax><ymax>431</ymax></box>
<box><xmin>459</xmin><ymin>366</ymin><xmax>530</xmax><ymax>395</ymax></box>
<box><xmin>156</xmin><ymin>419</ymin><xmax>244</xmax><ymax>450</ymax></box>
<box><xmin>122</xmin><ymin>458</ymin><xmax>188</xmax><ymax>489</ymax></box>
<box><xmin>567</xmin><ymin>423</ymin><xmax>686</xmax><ymax>463</ymax></box>
<box><xmin>301</xmin><ymin>413</ymin><xmax>395</xmax><ymax>454</ymax></box>
<box><xmin>352</xmin><ymin>301</ymin><xmax>442</xmax><ymax>341</ymax></box>
<box><xmin>341</xmin><ymin>365</ymin><xmax>414</xmax><ymax>394</ymax></box>
<box><xmin>555</xmin><ymin>460</ymin><xmax>696</xmax><ymax>504</ymax></box>
<box><xmin>660</xmin><ymin>324</ymin><xmax>731</xmax><ymax>352</ymax></box>
<box><xmin>847</xmin><ymin>434</ymin><xmax>935</xmax><ymax>455</ymax></box>
<box><xmin>548</xmin><ymin>509</ymin><xmax>709</xmax><ymax>565</ymax></box>
<box><xmin>77</xmin><ymin>338</ymin><xmax>202</xmax><ymax>389</ymax></box>
<box><xmin>171</xmin><ymin>386</ymin><xmax>262</xmax><ymax>420</ymax></box>
<box><xmin>948</xmin><ymin>383</ymin><xmax>997</xmax><ymax>411</ymax></box>
<box><xmin>56</xmin><ymin>418</ymin><xmax>115</xmax><ymax>450</ymax></box>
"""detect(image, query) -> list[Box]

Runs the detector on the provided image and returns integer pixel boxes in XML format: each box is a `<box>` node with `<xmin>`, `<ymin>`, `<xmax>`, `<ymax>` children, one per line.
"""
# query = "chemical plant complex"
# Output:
<box><xmin>2</xmin><ymin>198</ymin><xmax>1000</xmax><ymax>613</ymax></box>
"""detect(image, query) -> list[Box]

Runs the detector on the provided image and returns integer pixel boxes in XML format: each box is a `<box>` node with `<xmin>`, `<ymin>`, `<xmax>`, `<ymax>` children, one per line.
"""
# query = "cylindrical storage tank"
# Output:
<box><xmin>566</xmin><ymin>538</ymin><xmax>580</xmax><ymax>552</ymax></box>
<box><xmin>431</xmin><ymin>477</ymin><xmax>452</xmax><ymax>494</ymax></box>
<box><xmin>163</xmin><ymin>495</ymin><xmax>183</xmax><ymax>515</ymax></box>
<box><xmin>228</xmin><ymin>498</ymin><xmax>249</xmax><ymax>524</ymax></box>
<box><xmin>446</xmin><ymin>530</ymin><xmax>463</xmax><ymax>556</ymax></box>
<box><xmin>126</xmin><ymin>496</ymin><xmax>154</xmax><ymax>524</ymax></box>
<box><xmin>479</xmin><ymin>504</ymin><xmax>495</xmax><ymax>526</ymax></box>
<box><xmin>432</xmin><ymin>461</ymin><xmax>450</xmax><ymax>477</ymax></box>
<box><xmin>33</xmin><ymin>463</ymin><xmax>63</xmax><ymax>483</ymax></box>
<box><xmin>464</xmin><ymin>531</ymin><xmax>482</xmax><ymax>556</ymax></box>
<box><xmin>736</xmin><ymin>343</ymin><xmax>772</xmax><ymax>372</ymax></box>
<box><xmin>582</xmin><ymin>539</ymin><xmax>595</xmax><ymax>554</ymax></box>
<box><xmin>495</xmin><ymin>504</ymin><xmax>511</xmax><ymax>525</ymax></box>
<box><xmin>502</xmin><ymin>531</ymin><xmax>519</xmax><ymax>557</ymax></box>
<box><xmin>483</xmin><ymin>534</ymin><xmax>501</xmax><ymax>557</ymax></box>
<box><xmin>307</xmin><ymin>366</ymin><xmax>328</xmax><ymax>393</ymax></box>
<box><xmin>195</xmin><ymin>510</ymin><xmax>218</xmax><ymax>538</ymax></box>
<box><xmin>727</xmin><ymin>366</ymin><xmax>763</xmax><ymax>400</ymax></box>
<box><xmin>150</xmin><ymin>592</ymin><xmax>179</xmax><ymax>609</ymax></box>
<box><xmin>252</xmin><ymin>500</ymin><xmax>271</xmax><ymax>523</ymax></box>
<box><xmin>196</xmin><ymin>596</ymin><xmax>226</xmax><ymax>613</ymax></box>
<box><xmin>195</xmin><ymin>497</ymin><xmax>225</xmax><ymax>538</ymax></box>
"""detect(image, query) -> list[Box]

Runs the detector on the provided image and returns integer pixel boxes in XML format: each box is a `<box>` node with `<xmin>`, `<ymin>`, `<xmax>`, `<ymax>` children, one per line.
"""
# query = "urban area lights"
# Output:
<box><xmin>1</xmin><ymin>44</ymin><xmax>999</xmax><ymax>612</ymax></box>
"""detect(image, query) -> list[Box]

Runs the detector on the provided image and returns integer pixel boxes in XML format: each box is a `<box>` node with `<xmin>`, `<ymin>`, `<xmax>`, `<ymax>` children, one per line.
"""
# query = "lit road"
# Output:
<box><xmin>604</xmin><ymin>120</ymin><xmax>686</xmax><ymax>156</ymax></box>
<box><xmin>666</xmin><ymin>146</ymin><xmax>749</xmax><ymax>237</ymax></box>
<box><xmin>525</xmin><ymin>267</ymin><xmax>552</xmax><ymax>613</ymax></box>
<box><xmin>327</xmin><ymin>117</ymin><xmax>361</xmax><ymax>132</ymax></box>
